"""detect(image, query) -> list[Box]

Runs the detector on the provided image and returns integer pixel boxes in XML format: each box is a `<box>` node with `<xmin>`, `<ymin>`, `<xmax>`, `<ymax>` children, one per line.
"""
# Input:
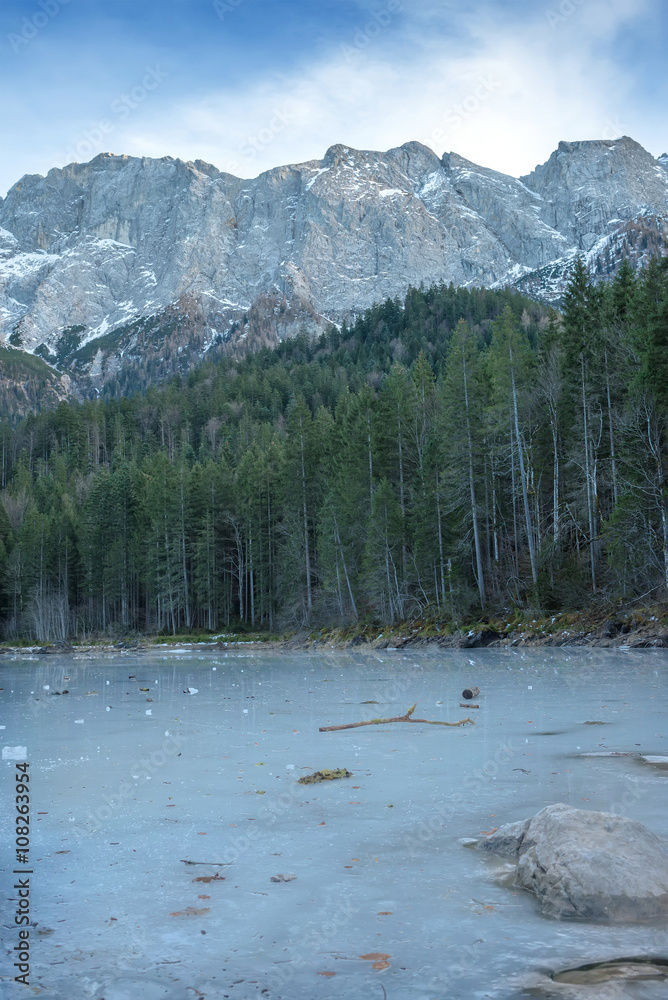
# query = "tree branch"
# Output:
<box><xmin>319</xmin><ymin>703</ymin><xmax>475</xmax><ymax>732</ymax></box>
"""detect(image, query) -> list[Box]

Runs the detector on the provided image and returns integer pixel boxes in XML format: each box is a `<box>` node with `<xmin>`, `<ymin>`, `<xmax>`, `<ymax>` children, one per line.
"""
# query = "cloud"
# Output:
<box><xmin>97</xmin><ymin>0</ymin><xmax>656</xmax><ymax>179</ymax></box>
<box><xmin>0</xmin><ymin>0</ymin><xmax>661</xmax><ymax>195</ymax></box>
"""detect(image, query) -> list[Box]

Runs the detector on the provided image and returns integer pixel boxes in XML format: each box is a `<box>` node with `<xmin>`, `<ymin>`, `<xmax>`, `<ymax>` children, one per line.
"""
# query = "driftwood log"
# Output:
<box><xmin>462</xmin><ymin>686</ymin><xmax>480</xmax><ymax>700</ymax></box>
<box><xmin>319</xmin><ymin>703</ymin><xmax>474</xmax><ymax>732</ymax></box>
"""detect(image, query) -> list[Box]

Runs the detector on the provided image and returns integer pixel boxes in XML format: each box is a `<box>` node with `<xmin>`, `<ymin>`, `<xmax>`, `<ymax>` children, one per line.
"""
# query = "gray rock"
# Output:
<box><xmin>437</xmin><ymin>627</ymin><xmax>501</xmax><ymax>648</ymax></box>
<box><xmin>521</xmin><ymin>137</ymin><xmax>668</xmax><ymax>248</ymax></box>
<box><xmin>476</xmin><ymin>803</ymin><xmax>668</xmax><ymax>921</ymax></box>
<box><xmin>515</xmin><ymin>962</ymin><xmax>668</xmax><ymax>1000</ymax></box>
<box><xmin>476</xmin><ymin>817</ymin><xmax>529</xmax><ymax>857</ymax></box>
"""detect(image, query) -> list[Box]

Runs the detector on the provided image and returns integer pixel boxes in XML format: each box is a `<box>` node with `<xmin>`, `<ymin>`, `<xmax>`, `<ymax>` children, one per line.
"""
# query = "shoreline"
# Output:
<box><xmin>2</xmin><ymin>605</ymin><xmax>667</xmax><ymax>655</ymax></box>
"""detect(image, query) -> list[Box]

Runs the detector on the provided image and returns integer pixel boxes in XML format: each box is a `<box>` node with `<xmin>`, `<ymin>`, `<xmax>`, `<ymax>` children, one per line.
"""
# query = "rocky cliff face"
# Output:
<box><xmin>0</xmin><ymin>135</ymin><xmax>666</xmax><ymax>395</ymax></box>
<box><xmin>520</xmin><ymin>137</ymin><xmax>668</xmax><ymax>247</ymax></box>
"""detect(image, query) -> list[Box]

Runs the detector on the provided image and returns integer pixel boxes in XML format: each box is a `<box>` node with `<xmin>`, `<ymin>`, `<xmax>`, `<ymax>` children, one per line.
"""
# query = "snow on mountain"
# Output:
<box><xmin>0</xmin><ymin>136</ymin><xmax>665</xmax><ymax>393</ymax></box>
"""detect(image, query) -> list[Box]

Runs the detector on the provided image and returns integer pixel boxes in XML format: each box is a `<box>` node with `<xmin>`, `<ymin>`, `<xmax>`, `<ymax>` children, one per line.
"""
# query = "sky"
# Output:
<box><xmin>0</xmin><ymin>0</ymin><xmax>666</xmax><ymax>197</ymax></box>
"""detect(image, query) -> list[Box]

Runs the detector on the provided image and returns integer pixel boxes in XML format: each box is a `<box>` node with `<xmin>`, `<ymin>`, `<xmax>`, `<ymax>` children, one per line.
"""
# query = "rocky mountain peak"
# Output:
<box><xmin>0</xmin><ymin>135</ymin><xmax>665</xmax><ymax>397</ymax></box>
<box><xmin>322</xmin><ymin>143</ymin><xmax>356</xmax><ymax>168</ymax></box>
<box><xmin>520</xmin><ymin>135</ymin><xmax>668</xmax><ymax>248</ymax></box>
<box><xmin>385</xmin><ymin>141</ymin><xmax>442</xmax><ymax>182</ymax></box>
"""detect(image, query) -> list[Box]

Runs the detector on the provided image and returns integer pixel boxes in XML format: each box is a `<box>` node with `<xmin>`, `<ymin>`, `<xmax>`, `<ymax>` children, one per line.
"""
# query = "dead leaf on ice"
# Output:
<box><xmin>360</xmin><ymin>953</ymin><xmax>390</xmax><ymax>961</ymax></box>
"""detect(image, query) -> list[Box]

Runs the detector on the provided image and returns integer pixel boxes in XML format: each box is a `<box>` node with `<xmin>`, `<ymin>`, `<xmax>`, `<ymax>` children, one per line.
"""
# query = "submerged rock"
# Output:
<box><xmin>516</xmin><ymin>959</ymin><xmax>668</xmax><ymax>999</ymax></box>
<box><xmin>476</xmin><ymin>803</ymin><xmax>668</xmax><ymax>921</ymax></box>
<box><xmin>553</xmin><ymin>956</ymin><xmax>668</xmax><ymax>985</ymax></box>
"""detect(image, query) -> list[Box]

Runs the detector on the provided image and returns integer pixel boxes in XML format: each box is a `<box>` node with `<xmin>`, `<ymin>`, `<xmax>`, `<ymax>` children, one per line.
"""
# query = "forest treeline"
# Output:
<box><xmin>0</xmin><ymin>259</ymin><xmax>666</xmax><ymax>640</ymax></box>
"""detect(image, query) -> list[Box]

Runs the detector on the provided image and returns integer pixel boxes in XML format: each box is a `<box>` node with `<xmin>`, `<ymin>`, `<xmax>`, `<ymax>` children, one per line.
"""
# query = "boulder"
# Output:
<box><xmin>438</xmin><ymin>628</ymin><xmax>501</xmax><ymax>648</ymax></box>
<box><xmin>476</xmin><ymin>803</ymin><xmax>668</xmax><ymax>921</ymax></box>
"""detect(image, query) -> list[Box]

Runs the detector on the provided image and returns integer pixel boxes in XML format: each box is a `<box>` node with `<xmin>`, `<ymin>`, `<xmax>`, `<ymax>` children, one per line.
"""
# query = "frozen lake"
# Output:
<box><xmin>1</xmin><ymin>646</ymin><xmax>667</xmax><ymax>999</ymax></box>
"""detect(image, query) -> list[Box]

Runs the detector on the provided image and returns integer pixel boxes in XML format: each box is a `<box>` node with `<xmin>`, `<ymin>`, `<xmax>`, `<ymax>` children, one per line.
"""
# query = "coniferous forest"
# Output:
<box><xmin>0</xmin><ymin>257</ymin><xmax>666</xmax><ymax>641</ymax></box>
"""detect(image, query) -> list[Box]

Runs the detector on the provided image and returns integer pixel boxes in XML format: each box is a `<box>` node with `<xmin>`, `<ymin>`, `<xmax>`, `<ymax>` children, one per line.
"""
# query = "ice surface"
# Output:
<box><xmin>1</xmin><ymin>647</ymin><xmax>667</xmax><ymax>998</ymax></box>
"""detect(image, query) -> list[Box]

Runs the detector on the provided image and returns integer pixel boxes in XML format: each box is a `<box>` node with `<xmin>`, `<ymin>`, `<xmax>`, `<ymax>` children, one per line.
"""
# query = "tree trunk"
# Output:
<box><xmin>299</xmin><ymin>418</ymin><xmax>312</xmax><ymax>614</ymax></box>
<box><xmin>366</xmin><ymin>411</ymin><xmax>374</xmax><ymax>505</ymax></box>
<box><xmin>551</xmin><ymin>410</ymin><xmax>559</xmax><ymax>547</ymax></box>
<box><xmin>604</xmin><ymin>347</ymin><xmax>618</xmax><ymax>506</ymax></box>
<box><xmin>436</xmin><ymin>472</ymin><xmax>446</xmax><ymax>607</ymax></box>
<box><xmin>332</xmin><ymin>510</ymin><xmax>357</xmax><ymax>620</ymax></box>
<box><xmin>180</xmin><ymin>481</ymin><xmax>191</xmax><ymax>628</ymax></box>
<box><xmin>462</xmin><ymin>350</ymin><xmax>485</xmax><ymax>606</ymax></box>
<box><xmin>249</xmin><ymin>528</ymin><xmax>255</xmax><ymax>627</ymax></box>
<box><xmin>510</xmin><ymin>343</ymin><xmax>537</xmax><ymax>586</ymax></box>
<box><xmin>267</xmin><ymin>492</ymin><xmax>274</xmax><ymax>631</ymax></box>
<box><xmin>396</xmin><ymin>403</ymin><xmax>407</xmax><ymax>583</ymax></box>
<box><xmin>510</xmin><ymin>412</ymin><xmax>519</xmax><ymax>577</ymax></box>
<box><xmin>581</xmin><ymin>355</ymin><xmax>597</xmax><ymax>592</ymax></box>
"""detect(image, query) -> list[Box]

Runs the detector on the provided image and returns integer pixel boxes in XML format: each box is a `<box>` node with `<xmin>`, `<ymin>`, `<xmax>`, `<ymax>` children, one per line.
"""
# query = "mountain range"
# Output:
<box><xmin>0</xmin><ymin>134</ymin><xmax>666</xmax><ymax>400</ymax></box>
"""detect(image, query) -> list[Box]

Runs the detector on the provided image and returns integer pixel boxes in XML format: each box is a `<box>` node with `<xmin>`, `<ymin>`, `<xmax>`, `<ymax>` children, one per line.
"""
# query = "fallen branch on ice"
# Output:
<box><xmin>180</xmin><ymin>859</ymin><xmax>234</xmax><ymax>866</ymax></box>
<box><xmin>319</xmin><ymin>703</ymin><xmax>475</xmax><ymax>732</ymax></box>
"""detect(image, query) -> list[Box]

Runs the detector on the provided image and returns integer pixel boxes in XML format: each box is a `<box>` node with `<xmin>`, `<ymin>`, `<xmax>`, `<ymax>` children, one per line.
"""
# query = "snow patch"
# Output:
<box><xmin>304</xmin><ymin>168</ymin><xmax>329</xmax><ymax>192</ymax></box>
<box><xmin>419</xmin><ymin>171</ymin><xmax>446</xmax><ymax>198</ymax></box>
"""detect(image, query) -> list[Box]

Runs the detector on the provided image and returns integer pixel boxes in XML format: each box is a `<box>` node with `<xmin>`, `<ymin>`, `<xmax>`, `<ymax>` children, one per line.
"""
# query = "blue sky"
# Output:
<box><xmin>0</xmin><ymin>0</ymin><xmax>666</xmax><ymax>196</ymax></box>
